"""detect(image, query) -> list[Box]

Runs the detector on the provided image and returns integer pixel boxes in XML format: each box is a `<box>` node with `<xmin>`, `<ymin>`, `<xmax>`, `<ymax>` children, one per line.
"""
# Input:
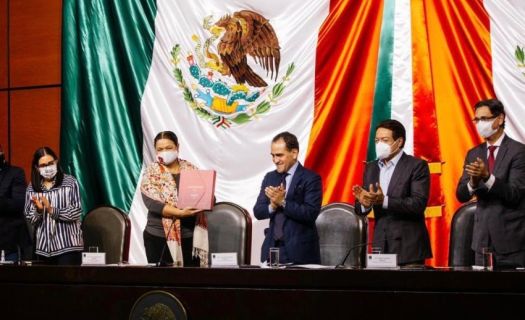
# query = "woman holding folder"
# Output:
<box><xmin>141</xmin><ymin>131</ymin><xmax>208</xmax><ymax>267</ymax></box>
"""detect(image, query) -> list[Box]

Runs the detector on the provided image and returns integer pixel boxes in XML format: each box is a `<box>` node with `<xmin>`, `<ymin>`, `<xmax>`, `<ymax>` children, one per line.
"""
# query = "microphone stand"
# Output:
<box><xmin>15</xmin><ymin>245</ymin><xmax>27</xmax><ymax>266</ymax></box>
<box><xmin>335</xmin><ymin>242</ymin><xmax>371</xmax><ymax>269</ymax></box>
<box><xmin>156</xmin><ymin>218</ymin><xmax>177</xmax><ymax>267</ymax></box>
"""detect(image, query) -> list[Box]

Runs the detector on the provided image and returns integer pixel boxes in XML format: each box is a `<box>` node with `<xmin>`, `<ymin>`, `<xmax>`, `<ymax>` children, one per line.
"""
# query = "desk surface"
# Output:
<box><xmin>1</xmin><ymin>265</ymin><xmax>524</xmax><ymax>319</ymax></box>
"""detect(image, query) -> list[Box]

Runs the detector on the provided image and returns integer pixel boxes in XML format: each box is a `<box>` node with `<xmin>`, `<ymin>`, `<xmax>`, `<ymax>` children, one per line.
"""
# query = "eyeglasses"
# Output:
<box><xmin>37</xmin><ymin>160</ymin><xmax>57</xmax><ymax>168</ymax></box>
<box><xmin>472</xmin><ymin>115</ymin><xmax>498</xmax><ymax>123</ymax></box>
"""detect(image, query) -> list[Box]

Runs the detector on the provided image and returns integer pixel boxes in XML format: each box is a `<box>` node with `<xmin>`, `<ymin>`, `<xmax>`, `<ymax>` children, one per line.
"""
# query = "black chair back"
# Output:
<box><xmin>316</xmin><ymin>202</ymin><xmax>367</xmax><ymax>267</ymax></box>
<box><xmin>205</xmin><ymin>202</ymin><xmax>252</xmax><ymax>265</ymax></box>
<box><xmin>82</xmin><ymin>206</ymin><xmax>131</xmax><ymax>264</ymax></box>
<box><xmin>449</xmin><ymin>202</ymin><xmax>476</xmax><ymax>267</ymax></box>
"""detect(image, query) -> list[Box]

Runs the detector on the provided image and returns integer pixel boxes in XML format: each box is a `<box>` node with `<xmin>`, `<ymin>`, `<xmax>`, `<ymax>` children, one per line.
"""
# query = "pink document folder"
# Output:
<box><xmin>177</xmin><ymin>170</ymin><xmax>216</xmax><ymax>210</ymax></box>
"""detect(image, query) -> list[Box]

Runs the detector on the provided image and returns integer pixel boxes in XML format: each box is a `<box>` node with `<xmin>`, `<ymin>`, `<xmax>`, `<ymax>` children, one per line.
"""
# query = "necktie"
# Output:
<box><xmin>488</xmin><ymin>146</ymin><xmax>497</xmax><ymax>174</ymax></box>
<box><xmin>273</xmin><ymin>172</ymin><xmax>289</xmax><ymax>241</ymax></box>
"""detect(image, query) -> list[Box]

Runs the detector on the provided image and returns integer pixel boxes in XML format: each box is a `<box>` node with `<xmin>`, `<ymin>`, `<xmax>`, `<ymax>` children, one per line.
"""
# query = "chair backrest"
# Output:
<box><xmin>316</xmin><ymin>202</ymin><xmax>368</xmax><ymax>267</ymax></box>
<box><xmin>205</xmin><ymin>202</ymin><xmax>252</xmax><ymax>265</ymax></box>
<box><xmin>449</xmin><ymin>202</ymin><xmax>476</xmax><ymax>267</ymax></box>
<box><xmin>82</xmin><ymin>206</ymin><xmax>131</xmax><ymax>264</ymax></box>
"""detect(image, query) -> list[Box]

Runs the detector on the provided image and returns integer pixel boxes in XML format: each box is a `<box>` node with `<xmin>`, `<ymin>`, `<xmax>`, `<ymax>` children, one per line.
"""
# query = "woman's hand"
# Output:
<box><xmin>179</xmin><ymin>207</ymin><xmax>203</xmax><ymax>218</ymax></box>
<box><xmin>41</xmin><ymin>196</ymin><xmax>53</xmax><ymax>212</ymax></box>
<box><xmin>162</xmin><ymin>205</ymin><xmax>202</xmax><ymax>218</ymax></box>
<box><xmin>32</xmin><ymin>196</ymin><xmax>44</xmax><ymax>213</ymax></box>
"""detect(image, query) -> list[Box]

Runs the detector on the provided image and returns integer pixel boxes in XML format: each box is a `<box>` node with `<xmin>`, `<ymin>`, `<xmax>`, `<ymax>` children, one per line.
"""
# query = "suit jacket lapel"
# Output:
<box><xmin>387</xmin><ymin>152</ymin><xmax>406</xmax><ymax>196</ymax></box>
<box><xmin>493</xmin><ymin>135</ymin><xmax>510</xmax><ymax>175</ymax></box>
<box><xmin>286</xmin><ymin>163</ymin><xmax>303</xmax><ymax>198</ymax></box>
<box><xmin>368</xmin><ymin>161</ymin><xmax>380</xmax><ymax>187</ymax></box>
<box><xmin>479</xmin><ymin>143</ymin><xmax>488</xmax><ymax>163</ymax></box>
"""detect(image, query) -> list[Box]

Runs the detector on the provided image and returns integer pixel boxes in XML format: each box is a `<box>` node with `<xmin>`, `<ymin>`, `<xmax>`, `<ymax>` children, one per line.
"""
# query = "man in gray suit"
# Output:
<box><xmin>353</xmin><ymin>119</ymin><xmax>432</xmax><ymax>266</ymax></box>
<box><xmin>456</xmin><ymin>99</ymin><xmax>525</xmax><ymax>268</ymax></box>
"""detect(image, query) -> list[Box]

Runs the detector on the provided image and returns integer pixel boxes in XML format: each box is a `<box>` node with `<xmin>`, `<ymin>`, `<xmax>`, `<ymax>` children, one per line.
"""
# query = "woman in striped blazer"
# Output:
<box><xmin>24</xmin><ymin>147</ymin><xmax>83</xmax><ymax>265</ymax></box>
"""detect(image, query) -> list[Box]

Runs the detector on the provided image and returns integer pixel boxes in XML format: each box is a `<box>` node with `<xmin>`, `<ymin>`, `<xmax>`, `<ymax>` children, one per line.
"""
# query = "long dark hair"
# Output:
<box><xmin>31</xmin><ymin>147</ymin><xmax>64</xmax><ymax>192</ymax></box>
<box><xmin>154</xmin><ymin>131</ymin><xmax>179</xmax><ymax>148</ymax></box>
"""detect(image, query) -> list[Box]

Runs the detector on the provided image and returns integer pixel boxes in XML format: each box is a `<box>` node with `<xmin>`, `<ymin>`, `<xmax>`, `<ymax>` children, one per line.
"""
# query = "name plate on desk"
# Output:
<box><xmin>211</xmin><ymin>253</ymin><xmax>238</xmax><ymax>268</ymax></box>
<box><xmin>82</xmin><ymin>252</ymin><xmax>106</xmax><ymax>265</ymax></box>
<box><xmin>366</xmin><ymin>254</ymin><xmax>397</xmax><ymax>269</ymax></box>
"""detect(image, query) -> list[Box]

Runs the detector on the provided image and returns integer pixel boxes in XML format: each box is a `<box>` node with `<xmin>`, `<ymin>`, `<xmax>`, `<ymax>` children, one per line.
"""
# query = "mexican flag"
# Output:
<box><xmin>62</xmin><ymin>0</ymin><xmax>525</xmax><ymax>265</ymax></box>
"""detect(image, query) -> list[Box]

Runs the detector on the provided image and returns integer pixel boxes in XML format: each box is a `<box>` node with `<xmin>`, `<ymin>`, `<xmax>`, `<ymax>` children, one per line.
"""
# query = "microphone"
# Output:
<box><xmin>335</xmin><ymin>242</ymin><xmax>374</xmax><ymax>269</ymax></box>
<box><xmin>336</xmin><ymin>237</ymin><xmax>395</xmax><ymax>269</ymax></box>
<box><xmin>156</xmin><ymin>218</ymin><xmax>177</xmax><ymax>267</ymax></box>
<box><xmin>15</xmin><ymin>245</ymin><xmax>27</xmax><ymax>266</ymax></box>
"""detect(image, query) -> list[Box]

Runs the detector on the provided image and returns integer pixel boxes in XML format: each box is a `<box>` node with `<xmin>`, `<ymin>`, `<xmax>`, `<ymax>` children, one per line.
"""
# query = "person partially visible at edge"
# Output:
<box><xmin>353</xmin><ymin>119</ymin><xmax>432</xmax><ymax>266</ymax></box>
<box><xmin>24</xmin><ymin>147</ymin><xmax>83</xmax><ymax>265</ymax></box>
<box><xmin>0</xmin><ymin>145</ymin><xmax>30</xmax><ymax>262</ymax></box>
<box><xmin>141</xmin><ymin>131</ymin><xmax>208</xmax><ymax>267</ymax></box>
<box><xmin>254</xmin><ymin>131</ymin><xmax>323</xmax><ymax>265</ymax></box>
<box><xmin>456</xmin><ymin>98</ymin><xmax>525</xmax><ymax>269</ymax></box>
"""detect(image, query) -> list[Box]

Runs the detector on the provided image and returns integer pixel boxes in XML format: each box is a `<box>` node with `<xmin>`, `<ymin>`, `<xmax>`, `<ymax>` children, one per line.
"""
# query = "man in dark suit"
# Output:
<box><xmin>254</xmin><ymin>132</ymin><xmax>323</xmax><ymax>264</ymax></box>
<box><xmin>0</xmin><ymin>146</ymin><xmax>29</xmax><ymax>261</ymax></box>
<box><xmin>456</xmin><ymin>99</ymin><xmax>525</xmax><ymax>268</ymax></box>
<box><xmin>353</xmin><ymin>119</ymin><xmax>432</xmax><ymax>265</ymax></box>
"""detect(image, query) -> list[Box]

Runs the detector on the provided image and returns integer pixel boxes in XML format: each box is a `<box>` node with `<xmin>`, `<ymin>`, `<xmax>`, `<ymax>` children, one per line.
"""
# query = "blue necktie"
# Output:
<box><xmin>273</xmin><ymin>172</ymin><xmax>288</xmax><ymax>241</ymax></box>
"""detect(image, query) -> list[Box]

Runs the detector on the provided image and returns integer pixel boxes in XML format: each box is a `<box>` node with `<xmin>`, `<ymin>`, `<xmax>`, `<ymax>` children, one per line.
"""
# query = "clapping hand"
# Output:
<box><xmin>465</xmin><ymin>157</ymin><xmax>489</xmax><ymax>188</ymax></box>
<box><xmin>352</xmin><ymin>184</ymin><xmax>373</xmax><ymax>208</ymax></box>
<box><xmin>265</xmin><ymin>183</ymin><xmax>286</xmax><ymax>210</ymax></box>
<box><xmin>31</xmin><ymin>195</ymin><xmax>51</xmax><ymax>213</ymax></box>
<box><xmin>369</xmin><ymin>183</ymin><xmax>385</xmax><ymax>206</ymax></box>
<box><xmin>353</xmin><ymin>183</ymin><xmax>384</xmax><ymax>208</ymax></box>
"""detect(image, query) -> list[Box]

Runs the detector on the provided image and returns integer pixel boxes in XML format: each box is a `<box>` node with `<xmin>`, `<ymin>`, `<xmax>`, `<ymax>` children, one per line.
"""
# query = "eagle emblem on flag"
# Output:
<box><xmin>516</xmin><ymin>45</ymin><xmax>525</xmax><ymax>77</ymax></box>
<box><xmin>171</xmin><ymin>10</ymin><xmax>295</xmax><ymax>128</ymax></box>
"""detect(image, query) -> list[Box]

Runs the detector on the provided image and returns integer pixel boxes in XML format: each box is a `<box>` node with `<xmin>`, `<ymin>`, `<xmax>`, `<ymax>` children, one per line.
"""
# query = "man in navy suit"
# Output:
<box><xmin>254</xmin><ymin>132</ymin><xmax>323</xmax><ymax>264</ymax></box>
<box><xmin>456</xmin><ymin>99</ymin><xmax>525</xmax><ymax>268</ymax></box>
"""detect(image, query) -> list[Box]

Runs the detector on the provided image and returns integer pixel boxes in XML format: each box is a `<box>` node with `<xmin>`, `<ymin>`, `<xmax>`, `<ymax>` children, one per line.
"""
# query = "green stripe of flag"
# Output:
<box><xmin>61</xmin><ymin>0</ymin><xmax>157</xmax><ymax>212</ymax></box>
<box><xmin>367</xmin><ymin>0</ymin><xmax>395</xmax><ymax>161</ymax></box>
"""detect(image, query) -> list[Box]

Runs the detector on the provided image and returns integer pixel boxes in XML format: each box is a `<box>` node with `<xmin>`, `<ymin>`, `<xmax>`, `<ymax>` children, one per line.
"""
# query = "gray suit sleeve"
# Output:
<box><xmin>456</xmin><ymin>149</ymin><xmax>476</xmax><ymax>203</ymax></box>
<box><xmin>141</xmin><ymin>193</ymin><xmax>165</xmax><ymax>217</ymax></box>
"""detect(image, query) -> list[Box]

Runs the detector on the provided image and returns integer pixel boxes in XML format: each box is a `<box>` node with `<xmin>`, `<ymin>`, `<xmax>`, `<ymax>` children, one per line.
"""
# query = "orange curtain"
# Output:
<box><xmin>306</xmin><ymin>0</ymin><xmax>384</xmax><ymax>204</ymax></box>
<box><xmin>425</xmin><ymin>0</ymin><xmax>494</xmax><ymax>266</ymax></box>
<box><xmin>307</xmin><ymin>0</ymin><xmax>495</xmax><ymax>266</ymax></box>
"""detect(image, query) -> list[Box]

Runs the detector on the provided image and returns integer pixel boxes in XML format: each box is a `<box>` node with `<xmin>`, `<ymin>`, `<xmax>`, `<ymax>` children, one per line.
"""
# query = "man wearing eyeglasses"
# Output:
<box><xmin>456</xmin><ymin>98</ymin><xmax>525</xmax><ymax>269</ymax></box>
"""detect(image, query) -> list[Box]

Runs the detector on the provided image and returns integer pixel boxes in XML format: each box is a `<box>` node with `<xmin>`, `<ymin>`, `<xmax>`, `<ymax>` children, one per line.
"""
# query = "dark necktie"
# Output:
<box><xmin>273</xmin><ymin>172</ymin><xmax>289</xmax><ymax>241</ymax></box>
<box><xmin>488</xmin><ymin>145</ymin><xmax>497</xmax><ymax>174</ymax></box>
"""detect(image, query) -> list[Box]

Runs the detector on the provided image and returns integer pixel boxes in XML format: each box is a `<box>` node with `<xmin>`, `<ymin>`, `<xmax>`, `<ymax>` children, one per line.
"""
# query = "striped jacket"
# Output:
<box><xmin>24</xmin><ymin>174</ymin><xmax>83</xmax><ymax>257</ymax></box>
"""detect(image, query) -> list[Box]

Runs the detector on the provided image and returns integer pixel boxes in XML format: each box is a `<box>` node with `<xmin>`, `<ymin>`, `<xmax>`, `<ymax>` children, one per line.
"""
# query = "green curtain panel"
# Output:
<box><xmin>61</xmin><ymin>0</ymin><xmax>157</xmax><ymax>212</ymax></box>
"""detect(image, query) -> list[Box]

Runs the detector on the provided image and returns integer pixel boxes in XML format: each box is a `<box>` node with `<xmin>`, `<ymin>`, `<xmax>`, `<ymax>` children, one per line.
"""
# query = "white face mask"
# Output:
<box><xmin>375</xmin><ymin>139</ymin><xmax>401</xmax><ymax>160</ymax></box>
<box><xmin>375</xmin><ymin>142</ymin><xmax>392</xmax><ymax>160</ymax></box>
<box><xmin>476</xmin><ymin>118</ymin><xmax>497</xmax><ymax>138</ymax></box>
<box><xmin>39</xmin><ymin>164</ymin><xmax>57</xmax><ymax>180</ymax></box>
<box><xmin>157</xmin><ymin>150</ymin><xmax>179</xmax><ymax>165</ymax></box>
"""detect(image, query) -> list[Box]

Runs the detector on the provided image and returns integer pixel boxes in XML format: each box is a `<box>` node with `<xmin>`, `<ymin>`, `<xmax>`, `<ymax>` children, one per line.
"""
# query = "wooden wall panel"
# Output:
<box><xmin>9</xmin><ymin>0</ymin><xmax>62</xmax><ymax>87</ymax></box>
<box><xmin>10</xmin><ymin>88</ymin><xmax>60</xmax><ymax>174</ymax></box>
<box><xmin>0</xmin><ymin>0</ymin><xmax>7</xmax><ymax>89</ymax></box>
<box><xmin>0</xmin><ymin>92</ymin><xmax>7</xmax><ymax>154</ymax></box>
